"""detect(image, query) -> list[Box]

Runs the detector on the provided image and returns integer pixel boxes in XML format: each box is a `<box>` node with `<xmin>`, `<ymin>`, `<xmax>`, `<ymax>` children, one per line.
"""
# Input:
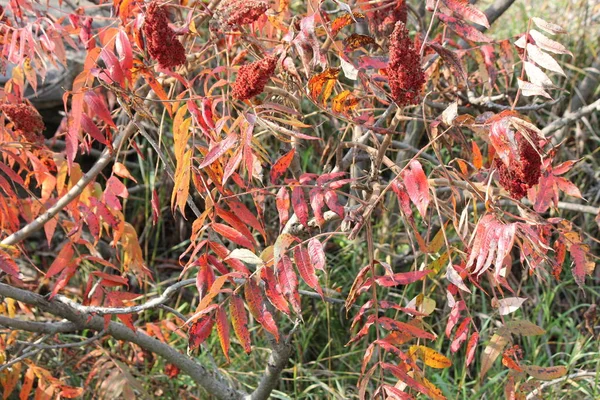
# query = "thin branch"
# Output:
<box><xmin>525</xmin><ymin>371</ymin><xmax>599</xmax><ymax>399</ymax></box>
<box><xmin>0</xmin><ymin>282</ymin><xmax>245</xmax><ymax>400</ymax></box>
<box><xmin>543</xmin><ymin>97</ymin><xmax>600</xmax><ymax>136</ymax></box>
<box><xmin>54</xmin><ymin>279</ymin><xmax>196</xmax><ymax>315</ymax></box>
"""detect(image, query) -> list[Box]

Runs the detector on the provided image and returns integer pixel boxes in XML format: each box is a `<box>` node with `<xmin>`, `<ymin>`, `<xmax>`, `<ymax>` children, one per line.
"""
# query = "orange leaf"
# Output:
<box><xmin>230</xmin><ymin>295</ymin><xmax>251</xmax><ymax>354</ymax></box>
<box><xmin>270</xmin><ymin>149</ymin><xmax>295</xmax><ymax>184</ymax></box>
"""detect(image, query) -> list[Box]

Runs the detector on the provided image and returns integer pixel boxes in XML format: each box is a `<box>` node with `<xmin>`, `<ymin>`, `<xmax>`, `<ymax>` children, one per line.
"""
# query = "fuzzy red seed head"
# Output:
<box><xmin>217</xmin><ymin>0</ymin><xmax>268</xmax><ymax>28</ymax></box>
<box><xmin>1</xmin><ymin>103</ymin><xmax>45</xmax><ymax>143</ymax></box>
<box><xmin>387</xmin><ymin>22</ymin><xmax>425</xmax><ymax>107</ymax></box>
<box><xmin>143</xmin><ymin>2</ymin><xmax>186</xmax><ymax>70</ymax></box>
<box><xmin>232</xmin><ymin>56</ymin><xmax>277</xmax><ymax>101</ymax></box>
<box><xmin>364</xmin><ymin>0</ymin><xmax>408</xmax><ymax>38</ymax></box>
<box><xmin>495</xmin><ymin>132</ymin><xmax>542</xmax><ymax>199</ymax></box>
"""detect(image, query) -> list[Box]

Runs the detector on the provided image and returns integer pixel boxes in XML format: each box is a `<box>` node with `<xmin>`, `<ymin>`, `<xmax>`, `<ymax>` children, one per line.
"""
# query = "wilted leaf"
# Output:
<box><xmin>402</xmin><ymin>160</ymin><xmax>430</xmax><ymax>218</ymax></box>
<box><xmin>480</xmin><ymin>333</ymin><xmax>509</xmax><ymax>379</ymax></box>
<box><xmin>496</xmin><ymin>297</ymin><xmax>527</xmax><ymax>315</ymax></box>
<box><xmin>504</xmin><ymin>320</ymin><xmax>546</xmax><ymax>336</ymax></box>
<box><xmin>522</xmin><ymin>365</ymin><xmax>568</xmax><ymax>380</ymax></box>
<box><xmin>308</xmin><ymin>68</ymin><xmax>340</xmax><ymax>104</ymax></box>
<box><xmin>526</xmin><ymin>43</ymin><xmax>566</xmax><ymax>76</ymax></box>
<box><xmin>532</xmin><ymin>17</ymin><xmax>567</xmax><ymax>35</ymax></box>
<box><xmin>442</xmin><ymin>0</ymin><xmax>490</xmax><ymax>28</ymax></box>
<box><xmin>226</xmin><ymin>249</ymin><xmax>264</xmax><ymax>266</ymax></box>
<box><xmin>517</xmin><ymin>78</ymin><xmax>552</xmax><ymax>98</ymax></box>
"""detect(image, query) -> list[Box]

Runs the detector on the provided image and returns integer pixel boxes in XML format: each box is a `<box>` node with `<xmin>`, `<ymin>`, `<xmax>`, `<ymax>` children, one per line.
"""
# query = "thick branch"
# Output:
<box><xmin>0</xmin><ymin>316</ymin><xmax>78</xmax><ymax>334</ymax></box>
<box><xmin>0</xmin><ymin>282</ymin><xmax>245</xmax><ymax>400</ymax></box>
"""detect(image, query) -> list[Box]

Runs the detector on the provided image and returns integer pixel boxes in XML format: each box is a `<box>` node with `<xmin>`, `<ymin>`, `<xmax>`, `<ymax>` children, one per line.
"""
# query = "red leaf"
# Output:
<box><xmin>103</xmin><ymin>176</ymin><xmax>129</xmax><ymax>211</ymax></box>
<box><xmin>47</xmin><ymin>242</ymin><xmax>75</xmax><ymax>278</ymax></box>
<box><xmin>227</xmin><ymin>199</ymin><xmax>266</xmax><ymax>239</ymax></box>
<box><xmin>378</xmin><ymin>317</ymin><xmax>436</xmax><ymax>340</ymax></box>
<box><xmin>230</xmin><ymin>295</ymin><xmax>252</xmax><ymax>354</ymax></box>
<box><xmin>402</xmin><ymin>160</ymin><xmax>430</xmax><ymax>218</ymax></box>
<box><xmin>294</xmin><ymin>245</ymin><xmax>323</xmax><ymax>297</ymax></box>
<box><xmin>307</xmin><ymin>238</ymin><xmax>326</xmax><ymax>271</ymax></box>
<box><xmin>438</xmin><ymin>13</ymin><xmax>492</xmax><ymax>42</ymax></box>
<box><xmin>277</xmin><ymin>255</ymin><xmax>301</xmax><ymax>314</ymax></box>
<box><xmin>442</xmin><ymin>0</ymin><xmax>490</xmax><ymax>28</ymax></box>
<box><xmin>188</xmin><ymin>317</ymin><xmax>215</xmax><ymax>351</ymax></box>
<box><xmin>276</xmin><ymin>187</ymin><xmax>291</xmax><ymax>227</ymax></box>
<box><xmin>216</xmin><ymin>206</ymin><xmax>256</xmax><ymax>248</ymax></box>
<box><xmin>67</xmin><ymin>92</ymin><xmax>85</xmax><ymax>167</ymax></box>
<box><xmin>50</xmin><ymin>264</ymin><xmax>78</xmax><ymax>299</ymax></box>
<box><xmin>465</xmin><ymin>331</ymin><xmax>479</xmax><ymax>366</ymax></box>
<box><xmin>261</xmin><ymin>265</ymin><xmax>290</xmax><ymax>315</ymax></box>
<box><xmin>216</xmin><ymin>306</ymin><xmax>231</xmax><ymax>363</ymax></box>
<box><xmin>165</xmin><ymin>364</ymin><xmax>180</xmax><ymax>378</ymax></box>
<box><xmin>451</xmin><ymin>317</ymin><xmax>471</xmax><ymax>352</ymax></box>
<box><xmin>270</xmin><ymin>149</ymin><xmax>295</xmax><ymax>183</ymax></box>
<box><xmin>445</xmin><ymin>300</ymin><xmax>465</xmax><ymax>338</ymax></box>
<box><xmin>212</xmin><ymin>222</ymin><xmax>255</xmax><ymax>250</ymax></box>
<box><xmin>0</xmin><ymin>249</ymin><xmax>21</xmax><ymax>279</ymax></box>
<box><xmin>324</xmin><ymin>189</ymin><xmax>345</xmax><ymax>217</ymax></box>
<box><xmin>199</xmin><ymin>133</ymin><xmax>237</xmax><ymax>169</ymax></box>
<box><xmin>309</xmin><ymin>188</ymin><xmax>326</xmax><ymax>226</ymax></box>
<box><xmin>291</xmin><ymin>185</ymin><xmax>309</xmax><ymax>228</ymax></box>
<box><xmin>466</xmin><ymin>214</ymin><xmax>516</xmax><ymax>277</ymax></box>
<box><xmin>375</xmin><ymin>270</ymin><xmax>432</xmax><ymax>287</ymax></box>
<box><xmin>84</xmin><ymin>91</ymin><xmax>115</xmax><ymax>127</ymax></box>
<box><xmin>245</xmin><ymin>278</ymin><xmax>279</xmax><ymax>341</ymax></box>
<box><xmin>196</xmin><ymin>260</ymin><xmax>215</xmax><ymax>300</ymax></box>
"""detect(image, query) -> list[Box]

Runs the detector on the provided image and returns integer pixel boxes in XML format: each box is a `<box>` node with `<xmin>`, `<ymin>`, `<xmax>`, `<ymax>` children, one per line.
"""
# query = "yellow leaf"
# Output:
<box><xmin>171</xmin><ymin>149</ymin><xmax>192</xmax><ymax>216</ymax></box>
<box><xmin>409</xmin><ymin>345</ymin><xmax>452</xmax><ymax>369</ymax></box>
<box><xmin>428</xmin><ymin>222</ymin><xmax>448</xmax><ymax>253</ymax></box>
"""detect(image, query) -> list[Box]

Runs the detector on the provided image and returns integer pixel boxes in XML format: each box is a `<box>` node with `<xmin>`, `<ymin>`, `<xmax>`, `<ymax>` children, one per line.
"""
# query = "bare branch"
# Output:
<box><xmin>0</xmin><ymin>316</ymin><xmax>78</xmax><ymax>334</ymax></box>
<box><xmin>543</xmin><ymin>97</ymin><xmax>600</xmax><ymax>136</ymax></box>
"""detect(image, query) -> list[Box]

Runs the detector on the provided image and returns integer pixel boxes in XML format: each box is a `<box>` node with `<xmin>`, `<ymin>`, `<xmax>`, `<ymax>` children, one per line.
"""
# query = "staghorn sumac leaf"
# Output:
<box><xmin>526</xmin><ymin>43</ymin><xmax>566</xmax><ymax>76</ymax></box>
<box><xmin>307</xmin><ymin>238</ymin><xmax>326</xmax><ymax>271</ymax></box>
<box><xmin>518</xmin><ymin>78</ymin><xmax>552</xmax><ymax>99</ymax></box>
<box><xmin>532</xmin><ymin>17</ymin><xmax>567</xmax><ymax>35</ymax></box>
<box><xmin>330</xmin><ymin>12</ymin><xmax>365</xmax><ymax>37</ymax></box>
<box><xmin>375</xmin><ymin>270</ymin><xmax>432</xmax><ymax>287</ymax></box>
<box><xmin>343</xmin><ymin>34</ymin><xmax>377</xmax><ymax>51</ymax></box>
<box><xmin>245</xmin><ymin>278</ymin><xmax>279</xmax><ymax>341</ymax></box>
<box><xmin>450</xmin><ymin>317</ymin><xmax>470</xmax><ymax>352</ymax></box>
<box><xmin>0</xmin><ymin>249</ymin><xmax>21</xmax><ymax>279</ymax></box>
<box><xmin>570</xmin><ymin>242</ymin><xmax>595</xmax><ymax>288</ymax></box>
<box><xmin>46</xmin><ymin>242</ymin><xmax>75</xmax><ymax>278</ymax></box>
<box><xmin>196</xmin><ymin>260</ymin><xmax>215</xmax><ymax>300</ymax></box>
<box><xmin>230</xmin><ymin>295</ymin><xmax>251</xmax><ymax>354</ymax></box>
<box><xmin>324</xmin><ymin>189</ymin><xmax>345</xmax><ymax>217</ymax></box>
<box><xmin>213</xmin><ymin>222</ymin><xmax>255</xmax><ymax>250</ymax></box>
<box><xmin>409</xmin><ymin>345</ymin><xmax>452</xmax><ymax>368</ymax></box>
<box><xmin>442</xmin><ymin>0</ymin><xmax>490</xmax><ymax>28</ymax></box>
<box><xmin>104</xmin><ymin>176</ymin><xmax>129</xmax><ymax>211</ymax></box>
<box><xmin>270</xmin><ymin>149</ymin><xmax>295</xmax><ymax>183</ymax></box>
<box><xmin>261</xmin><ymin>265</ymin><xmax>290</xmax><ymax>315</ymax></box>
<box><xmin>466</xmin><ymin>214</ymin><xmax>516</xmax><ymax>277</ymax></box>
<box><xmin>84</xmin><ymin>91</ymin><xmax>115</xmax><ymax>128</ymax></box>
<box><xmin>522</xmin><ymin>365</ymin><xmax>567</xmax><ymax>380</ymax></box>
<box><xmin>445</xmin><ymin>300</ymin><xmax>466</xmax><ymax>337</ymax></box>
<box><xmin>274</xmin><ymin>233</ymin><xmax>298</xmax><ymax>265</ymax></box>
<box><xmin>216</xmin><ymin>306</ymin><xmax>230</xmax><ymax>363</ymax></box>
<box><xmin>402</xmin><ymin>160</ymin><xmax>430</xmax><ymax>218</ymax></box>
<box><xmin>309</xmin><ymin>188</ymin><xmax>326</xmax><ymax>226</ymax></box>
<box><xmin>291</xmin><ymin>185</ymin><xmax>309</xmax><ymax>228</ymax></box>
<box><xmin>331</xmin><ymin>90</ymin><xmax>359</xmax><ymax>114</ymax></box>
<box><xmin>480</xmin><ymin>333</ymin><xmax>509</xmax><ymax>379</ymax></box>
<box><xmin>529</xmin><ymin>29</ymin><xmax>572</xmax><ymax>56</ymax></box>
<box><xmin>216</xmin><ymin>206</ymin><xmax>256</xmax><ymax>248</ymax></box>
<box><xmin>496</xmin><ymin>297</ymin><xmax>527</xmax><ymax>316</ymax></box>
<box><xmin>276</xmin><ymin>187</ymin><xmax>291</xmax><ymax>227</ymax></box>
<box><xmin>465</xmin><ymin>331</ymin><xmax>479</xmax><ymax>366</ymax></box>
<box><xmin>199</xmin><ymin>133</ymin><xmax>237</xmax><ymax>169</ymax></box>
<box><xmin>381</xmin><ymin>363</ymin><xmax>435</xmax><ymax>398</ymax></box>
<box><xmin>188</xmin><ymin>317</ymin><xmax>215</xmax><ymax>351</ymax></box>
<box><xmin>524</xmin><ymin>61</ymin><xmax>554</xmax><ymax>88</ymax></box>
<box><xmin>378</xmin><ymin>317</ymin><xmax>436</xmax><ymax>340</ymax></box>
<box><xmin>294</xmin><ymin>245</ymin><xmax>323</xmax><ymax>297</ymax></box>
<box><xmin>382</xmin><ymin>385</ymin><xmax>414</xmax><ymax>400</ymax></box>
<box><xmin>308</xmin><ymin>68</ymin><xmax>340</xmax><ymax>104</ymax></box>
<box><xmin>277</xmin><ymin>255</ymin><xmax>301</xmax><ymax>314</ymax></box>
<box><xmin>438</xmin><ymin>13</ymin><xmax>492</xmax><ymax>43</ymax></box>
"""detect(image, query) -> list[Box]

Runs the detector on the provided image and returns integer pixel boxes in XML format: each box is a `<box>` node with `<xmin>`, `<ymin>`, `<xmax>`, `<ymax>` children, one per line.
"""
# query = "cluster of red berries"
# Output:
<box><xmin>1</xmin><ymin>103</ymin><xmax>45</xmax><ymax>143</ymax></box>
<box><xmin>143</xmin><ymin>2</ymin><xmax>186</xmax><ymax>69</ymax></box>
<box><xmin>387</xmin><ymin>22</ymin><xmax>425</xmax><ymax>107</ymax></box>
<box><xmin>364</xmin><ymin>0</ymin><xmax>408</xmax><ymax>37</ymax></box>
<box><xmin>495</xmin><ymin>132</ymin><xmax>542</xmax><ymax>199</ymax></box>
<box><xmin>232</xmin><ymin>56</ymin><xmax>278</xmax><ymax>101</ymax></box>
<box><xmin>216</xmin><ymin>0</ymin><xmax>268</xmax><ymax>28</ymax></box>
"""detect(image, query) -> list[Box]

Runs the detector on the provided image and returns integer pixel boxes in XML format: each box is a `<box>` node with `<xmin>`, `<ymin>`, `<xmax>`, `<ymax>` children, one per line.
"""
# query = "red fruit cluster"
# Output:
<box><xmin>387</xmin><ymin>22</ymin><xmax>425</xmax><ymax>107</ymax></box>
<box><xmin>495</xmin><ymin>132</ymin><xmax>542</xmax><ymax>199</ymax></box>
<box><xmin>217</xmin><ymin>0</ymin><xmax>268</xmax><ymax>27</ymax></box>
<box><xmin>232</xmin><ymin>56</ymin><xmax>277</xmax><ymax>101</ymax></box>
<box><xmin>1</xmin><ymin>103</ymin><xmax>45</xmax><ymax>143</ymax></box>
<box><xmin>143</xmin><ymin>2</ymin><xmax>186</xmax><ymax>70</ymax></box>
<box><xmin>363</xmin><ymin>0</ymin><xmax>408</xmax><ymax>38</ymax></box>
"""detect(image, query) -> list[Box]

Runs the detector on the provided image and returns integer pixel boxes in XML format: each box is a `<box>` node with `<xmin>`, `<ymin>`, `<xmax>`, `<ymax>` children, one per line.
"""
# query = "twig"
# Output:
<box><xmin>543</xmin><ymin>97</ymin><xmax>600</xmax><ymax>136</ymax></box>
<box><xmin>54</xmin><ymin>279</ymin><xmax>196</xmax><ymax>315</ymax></box>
